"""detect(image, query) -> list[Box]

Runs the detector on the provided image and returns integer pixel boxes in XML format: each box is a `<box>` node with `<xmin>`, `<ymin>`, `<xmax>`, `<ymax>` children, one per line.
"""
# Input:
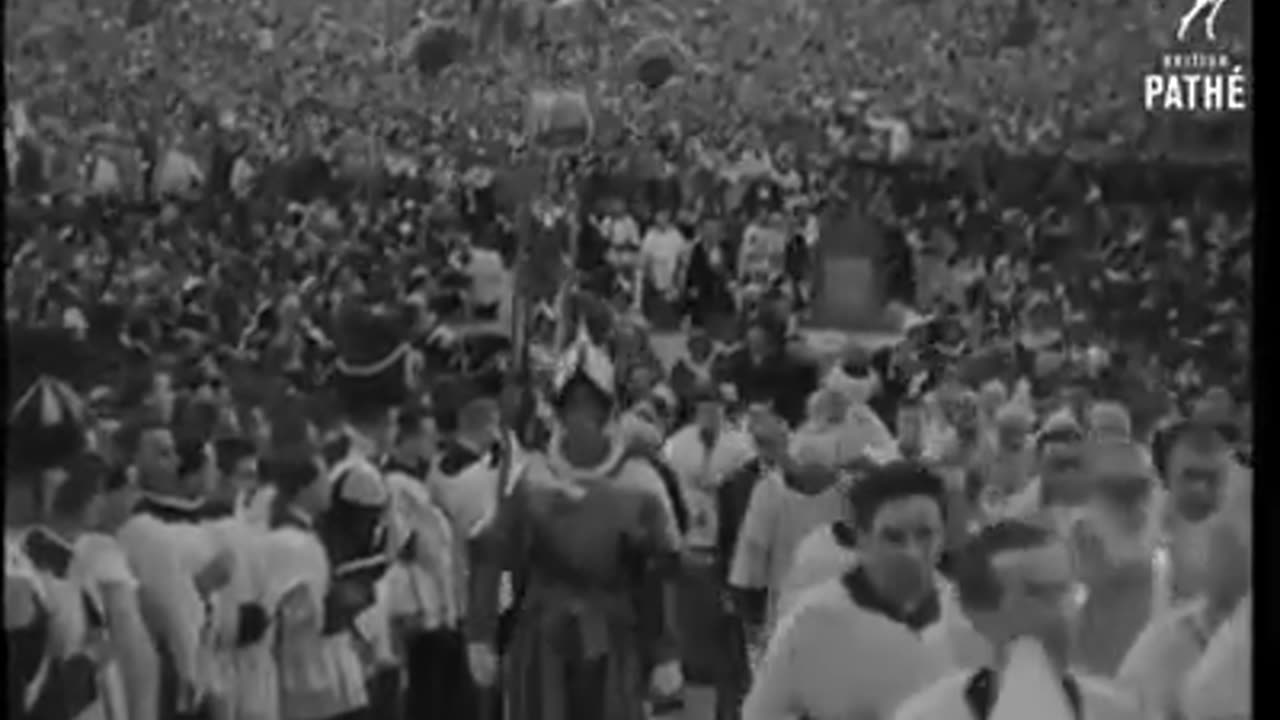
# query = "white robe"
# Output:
<box><xmin>73</xmin><ymin>533</ymin><xmax>138</xmax><ymax>720</ymax></box>
<box><xmin>777</xmin><ymin>529</ymin><xmax>993</xmax><ymax>672</ymax></box>
<box><xmin>1180</xmin><ymin>596</ymin><xmax>1250</xmax><ymax>720</ymax></box>
<box><xmin>775</xmin><ymin>523</ymin><xmax>858</xmax><ymax>621</ymax></box>
<box><xmin>1116</xmin><ymin>599</ymin><xmax>1215</xmax><ymax>720</ymax></box>
<box><xmin>265</xmin><ymin>519</ymin><xmax>368</xmax><ymax>720</ymax></box>
<box><xmin>428</xmin><ymin>436</ymin><xmax>525</xmax><ymax>617</ymax></box>
<box><xmin>329</xmin><ymin>443</ymin><xmax>401</xmax><ymax>675</ymax></box>
<box><xmin>382</xmin><ymin>467</ymin><xmax>457</xmax><ymax>634</ymax></box>
<box><xmin>729</xmin><ymin>471</ymin><xmax>848</xmax><ymax>636</ymax></box>
<box><xmin>116</xmin><ymin>513</ymin><xmax>217</xmax><ymax>704</ymax></box>
<box><xmin>203</xmin><ymin>516</ymin><xmax>279</xmax><ymax>720</ymax></box>
<box><xmin>743</xmin><ymin>578</ymin><xmax>953</xmax><ymax>720</ymax></box>
<box><xmin>663</xmin><ymin>424</ymin><xmax>755</xmax><ymax>551</ymax></box>
<box><xmin>9</xmin><ymin>529</ymin><xmax>122</xmax><ymax>720</ymax></box>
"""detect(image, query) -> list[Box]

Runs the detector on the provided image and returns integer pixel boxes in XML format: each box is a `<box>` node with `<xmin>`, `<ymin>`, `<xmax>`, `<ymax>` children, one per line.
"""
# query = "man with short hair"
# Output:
<box><xmin>714</xmin><ymin>410</ymin><xmax>789</xmax><ymax>720</ymax></box>
<box><xmin>663</xmin><ymin>381</ymin><xmax>754</xmax><ymax>687</ymax></box>
<box><xmin>382</xmin><ymin>404</ymin><xmax>462</xmax><ymax>719</ymax></box>
<box><xmin>427</xmin><ymin>376</ymin><xmax>510</xmax><ymax>720</ymax></box>
<box><xmin>114</xmin><ymin>416</ymin><xmax>239</xmax><ymax>720</ymax></box>
<box><xmin>1156</xmin><ymin>421</ymin><xmax>1236</xmax><ymax>604</ymax></box>
<box><xmin>742</xmin><ymin>462</ymin><xmax>958</xmax><ymax>720</ymax></box>
<box><xmin>211</xmin><ymin>436</ymin><xmax>263</xmax><ymax>521</ymax></box>
<box><xmin>894</xmin><ymin>520</ymin><xmax>1142</xmax><ymax>720</ymax></box>
<box><xmin>1118</xmin><ymin>471</ymin><xmax>1251</xmax><ymax>719</ymax></box>
<box><xmin>1000</xmin><ymin>414</ymin><xmax>1089</xmax><ymax>533</ymax></box>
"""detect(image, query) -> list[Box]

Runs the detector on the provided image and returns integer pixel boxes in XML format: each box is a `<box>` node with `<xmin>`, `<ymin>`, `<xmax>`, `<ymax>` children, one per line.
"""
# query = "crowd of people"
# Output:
<box><xmin>6</xmin><ymin>0</ymin><xmax>1254</xmax><ymax>720</ymax></box>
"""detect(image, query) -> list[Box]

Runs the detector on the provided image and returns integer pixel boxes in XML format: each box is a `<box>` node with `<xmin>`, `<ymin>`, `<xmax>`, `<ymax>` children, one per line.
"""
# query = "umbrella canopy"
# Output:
<box><xmin>153</xmin><ymin>147</ymin><xmax>205</xmax><ymax>199</ymax></box>
<box><xmin>525</xmin><ymin>89</ymin><xmax>593</xmax><ymax>149</ymax></box>
<box><xmin>625</xmin><ymin>33</ymin><xmax>692</xmax><ymax>91</ymax></box>
<box><xmin>408</xmin><ymin>21</ymin><xmax>469</xmax><ymax>77</ymax></box>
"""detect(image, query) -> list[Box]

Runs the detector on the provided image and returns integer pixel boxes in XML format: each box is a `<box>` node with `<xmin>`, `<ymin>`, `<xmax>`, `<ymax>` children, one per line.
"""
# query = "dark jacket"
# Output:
<box><xmin>721</xmin><ymin>348</ymin><xmax>817</xmax><ymax>427</ymax></box>
<box><xmin>715</xmin><ymin>458</ymin><xmax>767</xmax><ymax>584</ymax></box>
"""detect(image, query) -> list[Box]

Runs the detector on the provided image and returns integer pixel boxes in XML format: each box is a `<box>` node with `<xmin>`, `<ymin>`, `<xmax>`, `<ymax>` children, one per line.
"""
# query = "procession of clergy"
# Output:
<box><xmin>5</xmin><ymin>302</ymin><xmax>1252</xmax><ymax>720</ymax></box>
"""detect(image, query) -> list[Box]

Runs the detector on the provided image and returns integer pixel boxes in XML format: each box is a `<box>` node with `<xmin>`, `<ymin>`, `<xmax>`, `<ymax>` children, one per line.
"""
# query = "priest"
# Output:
<box><xmin>893</xmin><ymin>520</ymin><xmax>1143</xmax><ymax>720</ymax></box>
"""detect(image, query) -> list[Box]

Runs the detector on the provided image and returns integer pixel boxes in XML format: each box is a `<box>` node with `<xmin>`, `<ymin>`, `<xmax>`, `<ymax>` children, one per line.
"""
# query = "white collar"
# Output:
<box><xmin>140</xmin><ymin>491</ymin><xmax>204</xmax><ymax>512</ymax></box>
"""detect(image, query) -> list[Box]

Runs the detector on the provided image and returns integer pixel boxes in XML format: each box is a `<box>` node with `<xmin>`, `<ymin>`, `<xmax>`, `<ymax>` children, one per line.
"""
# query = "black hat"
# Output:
<box><xmin>331</xmin><ymin>304</ymin><xmax>419</xmax><ymax>418</ymax></box>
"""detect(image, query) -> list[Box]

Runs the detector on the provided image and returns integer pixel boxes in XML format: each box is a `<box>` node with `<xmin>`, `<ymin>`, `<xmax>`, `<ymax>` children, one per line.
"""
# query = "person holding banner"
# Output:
<box><xmin>465</xmin><ymin>327</ymin><xmax>684</xmax><ymax>720</ymax></box>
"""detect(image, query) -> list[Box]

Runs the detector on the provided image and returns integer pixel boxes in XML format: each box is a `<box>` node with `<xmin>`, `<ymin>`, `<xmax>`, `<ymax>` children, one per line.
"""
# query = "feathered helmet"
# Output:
<box><xmin>330</xmin><ymin>303</ymin><xmax>421</xmax><ymax>418</ymax></box>
<box><xmin>8</xmin><ymin>326</ymin><xmax>90</xmax><ymax>479</ymax></box>
<box><xmin>550</xmin><ymin>324</ymin><xmax>616</xmax><ymax>412</ymax></box>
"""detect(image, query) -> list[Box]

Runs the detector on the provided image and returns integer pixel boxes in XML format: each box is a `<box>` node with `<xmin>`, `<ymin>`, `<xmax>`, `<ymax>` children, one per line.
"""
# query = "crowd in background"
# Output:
<box><xmin>5</xmin><ymin>0</ymin><xmax>1254</xmax><ymax>719</ymax></box>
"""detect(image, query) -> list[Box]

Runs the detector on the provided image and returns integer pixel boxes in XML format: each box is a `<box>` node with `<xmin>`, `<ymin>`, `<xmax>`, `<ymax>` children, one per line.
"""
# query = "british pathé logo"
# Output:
<box><xmin>1177</xmin><ymin>0</ymin><xmax>1229</xmax><ymax>42</ymax></box>
<box><xmin>1143</xmin><ymin>0</ymin><xmax>1249</xmax><ymax>112</ymax></box>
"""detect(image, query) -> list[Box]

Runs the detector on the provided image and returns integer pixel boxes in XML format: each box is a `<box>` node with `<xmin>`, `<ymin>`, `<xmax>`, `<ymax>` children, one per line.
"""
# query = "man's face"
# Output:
<box><xmin>1167</xmin><ymin>441</ymin><xmax>1227</xmax><ymax>522</ymax></box>
<box><xmin>628</xmin><ymin>366</ymin><xmax>656</xmax><ymax>395</ymax></box>
<box><xmin>858</xmin><ymin>496</ymin><xmax>944</xmax><ymax>604</ymax></box>
<box><xmin>749</xmin><ymin>414</ymin><xmax>786</xmax><ymax>463</ymax></box>
<box><xmin>997</xmin><ymin>422</ymin><xmax>1031</xmax><ymax>454</ymax></box>
<box><xmin>745</xmin><ymin>327</ymin><xmax>771</xmax><ymax>359</ymax></box>
<box><xmin>694</xmin><ymin>401</ymin><xmax>723</xmax><ymax>435</ymax></box>
<box><xmin>228</xmin><ymin>457</ymin><xmax>260</xmax><ymax>494</ymax></box>
<box><xmin>977</xmin><ymin>540</ymin><xmax>1079</xmax><ymax>665</ymax></box>
<box><xmin>136</xmin><ymin>428</ymin><xmax>178</xmax><ymax>490</ymax></box>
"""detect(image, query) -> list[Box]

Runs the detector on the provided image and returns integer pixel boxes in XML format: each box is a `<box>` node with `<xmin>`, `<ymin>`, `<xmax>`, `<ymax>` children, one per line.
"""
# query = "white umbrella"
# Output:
<box><xmin>82</xmin><ymin>153</ymin><xmax>123</xmax><ymax>197</ymax></box>
<box><xmin>153</xmin><ymin>147</ymin><xmax>204</xmax><ymax>198</ymax></box>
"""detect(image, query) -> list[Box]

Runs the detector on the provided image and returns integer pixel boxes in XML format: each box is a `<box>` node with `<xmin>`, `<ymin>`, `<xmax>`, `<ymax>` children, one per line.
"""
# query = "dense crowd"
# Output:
<box><xmin>6</xmin><ymin>1</ymin><xmax>1254</xmax><ymax>720</ymax></box>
